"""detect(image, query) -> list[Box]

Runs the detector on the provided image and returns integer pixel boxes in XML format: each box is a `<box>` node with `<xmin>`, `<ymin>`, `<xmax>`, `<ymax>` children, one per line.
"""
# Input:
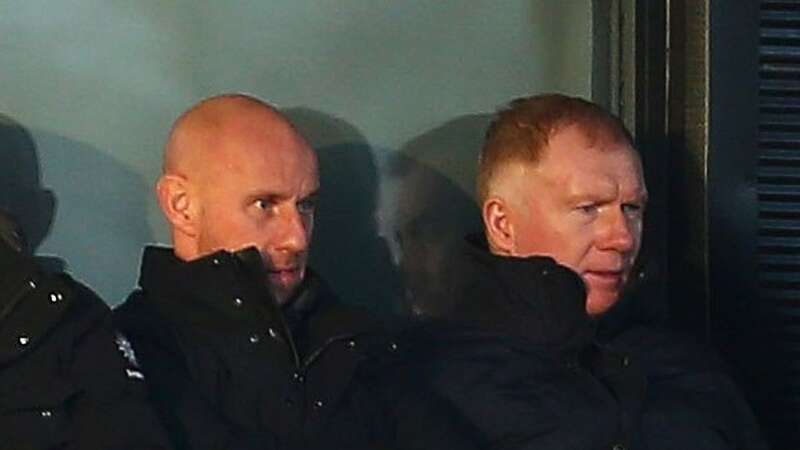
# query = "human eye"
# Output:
<box><xmin>576</xmin><ymin>203</ymin><xmax>599</xmax><ymax>216</ymax></box>
<box><xmin>254</xmin><ymin>198</ymin><xmax>277</xmax><ymax>212</ymax></box>
<box><xmin>297</xmin><ymin>195</ymin><xmax>317</xmax><ymax>215</ymax></box>
<box><xmin>622</xmin><ymin>202</ymin><xmax>644</xmax><ymax>218</ymax></box>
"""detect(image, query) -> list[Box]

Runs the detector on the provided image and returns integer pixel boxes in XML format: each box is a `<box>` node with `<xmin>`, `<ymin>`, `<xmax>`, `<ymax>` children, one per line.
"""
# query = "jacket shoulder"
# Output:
<box><xmin>0</xmin><ymin>271</ymin><xmax>111</xmax><ymax>364</ymax></box>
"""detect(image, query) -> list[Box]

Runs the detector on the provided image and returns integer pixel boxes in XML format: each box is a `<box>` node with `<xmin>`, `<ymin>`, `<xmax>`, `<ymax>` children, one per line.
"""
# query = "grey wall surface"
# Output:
<box><xmin>0</xmin><ymin>1</ymin><xmax>593</xmax><ymax>309</ymax></box>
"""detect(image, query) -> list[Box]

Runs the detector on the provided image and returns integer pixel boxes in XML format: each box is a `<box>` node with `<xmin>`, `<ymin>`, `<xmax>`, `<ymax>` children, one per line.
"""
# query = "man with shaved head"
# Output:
<box><xmin>159</xmin><ymin>95</ymin><xmax>317</xmax><ymax>306</ymax></box>
<box><xmin>113</xmin><ymin>94</ymin><xmax>403</xmax><ymax>450</ymax></box>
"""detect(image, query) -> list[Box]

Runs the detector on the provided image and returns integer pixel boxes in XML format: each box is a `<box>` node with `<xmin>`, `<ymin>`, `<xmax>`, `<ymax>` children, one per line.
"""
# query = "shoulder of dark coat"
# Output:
<box><xmin>0</xmin><ymin>272</ymin><xmax>110</xmax><ymax>364</ymax></box>
<box><xmin>112</xmin><ymin>289</ymin><xmax>181</xmax><ymax>360</ymax></box>
<box><xmin>113</xmin><ymin>289</ymin><xmax>152</xmax><ymax>332</ymax></box>
<box><xmin>607</xmin><ymin>324</ymin><xmax>729</xmax><ymax>377</ymax></box>
<box><xmin>364</xmin><ymin>318</ymin><xmax>558</xmax><ymax>385</ymax></box>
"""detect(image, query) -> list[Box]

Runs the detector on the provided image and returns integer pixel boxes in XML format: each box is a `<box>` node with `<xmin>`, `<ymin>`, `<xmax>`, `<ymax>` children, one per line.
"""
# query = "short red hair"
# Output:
<box><xmin>477</xmin><ymin>94</ymin><xmax>633</xmax><ymax>204</ymax></box>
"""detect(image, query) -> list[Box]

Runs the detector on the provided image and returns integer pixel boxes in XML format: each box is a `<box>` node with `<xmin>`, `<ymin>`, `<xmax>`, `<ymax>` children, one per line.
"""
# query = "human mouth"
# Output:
<box><xmin>267</xmin><ymin>267</ymin><xmax>303</xmax><ymax>288</ymax></box>
<box><xmin>582</xmin><ymin>270</ymin><xmax>624</xmax><ymax>289</ymax></box>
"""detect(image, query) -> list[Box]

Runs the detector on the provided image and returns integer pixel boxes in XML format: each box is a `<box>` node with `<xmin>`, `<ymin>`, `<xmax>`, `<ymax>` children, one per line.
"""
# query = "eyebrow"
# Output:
<box><xmin>300</xmin><ymin>189</ymin><xmax>320</xmax><ymax>201</ymax></box>
<box><xmin>564</xmin><ymin>184</ymin><xmax>617</xmax><ymax>204</ymax></box>
<box><xmin>246</xmin><ymin>188</ymin><xmax>320</xmax><ymax>203</ymax></box>
<box><xmin>625</xmin><ymin>184</ymin><xmax>649</xmax><ymax>203</ymax></box>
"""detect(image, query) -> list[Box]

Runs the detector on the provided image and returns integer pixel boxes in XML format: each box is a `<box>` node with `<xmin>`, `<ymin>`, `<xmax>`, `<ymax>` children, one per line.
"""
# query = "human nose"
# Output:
<box><xmin>598</xmin><ymin>208</ymin><xmax>636</xmax><ymax>253</ymax></box>
<box><xmin>275</xmin><ymin>206</ymin><xmax>310</xmax><ymax>253</ymax></box>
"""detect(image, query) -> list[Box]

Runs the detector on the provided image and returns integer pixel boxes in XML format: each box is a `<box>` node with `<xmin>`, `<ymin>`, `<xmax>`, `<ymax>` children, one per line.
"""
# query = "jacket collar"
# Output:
<box><xmin>138</xmin><ymin>246</ymin><xmax>269</xmax><ymax>329</ymax></box>
<box><xmin>447</xmin><ymin>234</ymin><xmax>595</xmax><ymax>354</ymax></box>
<box><xmin>136</xmin><ymin>246</ymin><xmax>382</xmax><ymax>346</ymax></box>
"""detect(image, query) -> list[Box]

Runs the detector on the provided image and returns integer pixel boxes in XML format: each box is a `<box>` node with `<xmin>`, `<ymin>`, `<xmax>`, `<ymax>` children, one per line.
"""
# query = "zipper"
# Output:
<box><xmin>230</xmin><ymin>251</ymin><xmax>303</xmax><ymax>368</ymax></box>
<box><xmin>299</xmin><ymin>333</ymin><xmax>364</xmax><ymax>370</ymax></box>
<box><xmin>271</xmin><ymin>303</ymin><xmax>301</xmax><ymax>369</ymax></box>
<box><xmin>260</xmin><ymin>306</ymin><xmax>375</xmax><ymax>374</ymax></box>
<box><xmin>229</xmin><ymin>256</ymin><xmax>380</xmax><ymax>373</ymax></box>
<box><xmin>249</xmin><ymin>297</ymin><xmax>302</xmax><ymax>369</ymax></box>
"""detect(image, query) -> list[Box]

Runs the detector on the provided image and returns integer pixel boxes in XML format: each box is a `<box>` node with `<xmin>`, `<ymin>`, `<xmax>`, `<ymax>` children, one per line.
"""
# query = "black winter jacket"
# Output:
<box><xmin>403</xmin><ymin>238</ymin><xmax>644</xmax><ymax>450</ymax></box>
<box><xmin>113</xmin><ymin>246</ymin><xmax>408</xmax><ymax>450</ymax></box>
<box><xmin>408</xmin><ymin>236</ymin><xmax>768</xmax><ymax>450</ymax></box>
<box><xmin>600</xmin><ymin>324</ymin><xmax>769</xmax><ymax>450</ymax></box>
<box><xmin>0</xmin><ymin>241</ymin><xmax>172</xmax><ymax>450</ymax></box>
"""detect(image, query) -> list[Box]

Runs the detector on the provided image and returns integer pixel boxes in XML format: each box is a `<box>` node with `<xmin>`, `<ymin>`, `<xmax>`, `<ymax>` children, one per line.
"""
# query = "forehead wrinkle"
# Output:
<box><xmin>226</xmin><ymin>140</ymin><xmax>319</xmax><ymax>207</ymax></box>
<box><xmin>605</xmin><ymin>147</ymin><xmax>647</xmax><ymax>199</ymax></box>
<box><xmin>537</xmin><ymin>130</ymin><xmax>642</xmax><ymax>198</ymax></box>
<box><xmin>566</xmin><ymin>174</ymin><xmax>618</xmax><ymax>204</ymax></box>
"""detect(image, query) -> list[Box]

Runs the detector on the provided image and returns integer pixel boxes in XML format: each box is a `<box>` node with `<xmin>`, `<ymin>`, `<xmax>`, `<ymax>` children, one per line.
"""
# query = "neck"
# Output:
<box><xmin>172</xmin><ymin>232</ymin><xmax>201</xmax><ymax>262</ymax></box>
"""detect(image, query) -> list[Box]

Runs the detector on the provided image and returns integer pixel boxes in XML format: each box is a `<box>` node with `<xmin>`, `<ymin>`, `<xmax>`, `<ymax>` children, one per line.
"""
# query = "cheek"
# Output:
<box><xmin>549</xmin><ymin>222</ymin><xmax>600</xmax><ymax>271</ymax></box>
<box><xmin>202</xmin><ymin>208</ymin><xmax>263</xmax><ymax>251</ymax></box>
<box><xmin>557</xmin><ymin>230</ymin><xmax>595</xmax><ymax>270</ymax></box>
<box><xmin>630</xmin><ymin>232</ymin><xmax>643</xmax><ymax>261</ymax></box>
<box><xmin>514</xmin><ymin>218</ymin><xmax>585</xmax><ymax>267</ymax></box>
<box><xmin>304</xmin><ymin>214</ymin><xmax>315</xmax><ymax>240</ymax></box>
<box><xmin>628</xmin><ymin>218</ymin><xmax>644</xmax><ymax>255</ymax></box>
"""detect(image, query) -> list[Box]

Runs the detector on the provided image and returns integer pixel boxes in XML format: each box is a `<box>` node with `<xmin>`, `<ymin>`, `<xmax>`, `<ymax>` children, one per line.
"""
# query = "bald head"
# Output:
<box><xmin>157</xmin><ymin>94</ymin><xmax>320</xmax><ymax>304</ymax></box>
<box><xmin>164</xmin><ymin>94</ymin><xmax>310</xmax><ymax>178</ymax></box>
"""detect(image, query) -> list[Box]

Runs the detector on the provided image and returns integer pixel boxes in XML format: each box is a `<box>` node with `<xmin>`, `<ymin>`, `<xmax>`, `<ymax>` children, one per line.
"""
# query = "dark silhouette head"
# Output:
<box><xmin>0</xmin><ymin>114</ymin><xmax>55</xmax><ymax>253</ymax></box>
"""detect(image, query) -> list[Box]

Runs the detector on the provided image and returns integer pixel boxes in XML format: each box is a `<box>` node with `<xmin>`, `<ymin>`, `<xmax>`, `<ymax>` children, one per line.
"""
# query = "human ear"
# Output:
<box><xmin>156</xmin><ymin>174</ymin><xmax>198</xmax><ymax>237</ymax></box>
<box><xmin>482</xmin><ymin>197</ymin><xmax>515</xmax><ymax>255</ymax></box>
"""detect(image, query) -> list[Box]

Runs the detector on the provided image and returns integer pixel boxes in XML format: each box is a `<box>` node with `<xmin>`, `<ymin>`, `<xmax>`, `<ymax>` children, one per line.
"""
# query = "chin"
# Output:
<box><xmin>267</xmin><ymin>286</ymin><xmax>288</xmax><ymax>305</ymax></box>
<box><xmin>586</xmin><ymin>295</ymin><xmax>619</xmax><ymax>317</ymax></box>
<box><xmin>272</xmin><ymin>284</ymin><xmax>302</xmax><ymax>306</ymax></box>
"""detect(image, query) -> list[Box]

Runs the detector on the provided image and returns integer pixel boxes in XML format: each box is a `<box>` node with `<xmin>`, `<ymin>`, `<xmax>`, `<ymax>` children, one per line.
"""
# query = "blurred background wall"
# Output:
<box><xmin>0</xmin><ymin>0</ymin><xmax>594</xmax><ymax>307</ymax></box>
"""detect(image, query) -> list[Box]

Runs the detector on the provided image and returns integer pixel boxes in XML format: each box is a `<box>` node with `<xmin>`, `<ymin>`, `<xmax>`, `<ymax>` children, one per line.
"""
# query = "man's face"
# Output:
<box><xmin>194</xmin><ymin>126</ymin><xmax>319</xmax><ymax>305</ymax></box>
<box><xmin>502</xmin><ymin>125</ymin><xmax>647</xmax><ymax>316</ymax></box>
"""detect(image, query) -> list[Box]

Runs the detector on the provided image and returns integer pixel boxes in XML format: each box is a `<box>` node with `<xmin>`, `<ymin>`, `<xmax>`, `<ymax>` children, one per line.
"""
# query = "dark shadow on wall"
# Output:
<box><xmin>0</xmin><ymin>114</ymin><xmax>155</xmax><ymax>305</ymax></box>
<box><xmin>382</xmin><ymin>114</ymin><xmax>489</xmax><ymax>317</ymax></box>
<box><xmin>33</xmin><ymin>130</ymin><xmax>155</xmax><ymax>305</ymax></box>
<box><xmin>0</xmin><ymin>114</ymin><xmax>60</xmax><ymax>270</ymax></box>
<box><xmin>283</xmin><ymin>107</ymin><xmax>401</xmax><ymax>315</ymax></box>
